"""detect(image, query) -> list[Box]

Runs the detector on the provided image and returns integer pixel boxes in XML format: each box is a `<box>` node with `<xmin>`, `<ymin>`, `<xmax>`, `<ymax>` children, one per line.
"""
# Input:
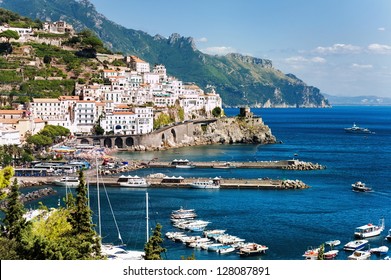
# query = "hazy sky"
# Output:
<box><xmin>89</xmin><ymin>0</ymin><xmax>391</xmax><ymax>97</ymax></box>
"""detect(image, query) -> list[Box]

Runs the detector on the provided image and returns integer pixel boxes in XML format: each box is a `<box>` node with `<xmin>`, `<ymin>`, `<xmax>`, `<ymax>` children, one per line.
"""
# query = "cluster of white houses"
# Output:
<box><xmin>0</xmin><ymin>21</ymin><xmax>222</xmax><ymax>145</ymax></box>
<box><xmin>0</xmin><ymin>56</ymin><xmax>222</xmax><ymax>145</ymax></box>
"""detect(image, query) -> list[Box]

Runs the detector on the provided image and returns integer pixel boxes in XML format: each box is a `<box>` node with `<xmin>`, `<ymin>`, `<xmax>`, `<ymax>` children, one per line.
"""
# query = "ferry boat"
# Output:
<box><xmin>343</xmin><ymin>239</ymin><xmax>369</xmax><ymax>251</ymax></box>
<box><xmin>117</xmin><ymin>175</ymin><xmax>149</xmax><ymax>187</ymax></box>
<box><xmin>354</xmin><ymin>218</ymin><xmax>385</xmax><ymax>239</ymax></box>
<box><xmin>190</xmin><ymin>177</ymin><xmax>221</xmax><ymax>189</ymax></box>
<box><xmin>352</xmin><ymin>181</ymin><xmax>372</xmax><ymax>192</ymax></box>
<box><xmin>54</xmin><ymin>176</ymin><xmax>79</xmax><ymax>187</ymax></box>
<box><xmin>344</xmin><ymin>123</ymin><xmax>373</xmax><ymax>134</ymax></box>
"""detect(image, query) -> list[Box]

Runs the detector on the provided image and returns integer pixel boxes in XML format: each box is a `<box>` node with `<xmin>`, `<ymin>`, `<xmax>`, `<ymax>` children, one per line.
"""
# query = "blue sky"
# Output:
<box><xmin>89</xmin><ymin>0</ymin><xmax>391</xmax><ymax>97</ymax></box>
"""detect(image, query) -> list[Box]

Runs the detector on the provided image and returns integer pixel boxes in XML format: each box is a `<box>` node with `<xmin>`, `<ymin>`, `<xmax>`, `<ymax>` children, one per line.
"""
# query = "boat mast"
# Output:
<box><xmin>146</xmin><ymin>192</ymin><xmax>149</xmax><ymax>242</ymax></box>
<box><xmin>96</xmin><ymin>157</ymin><xmax>101</xmax><ymax>237</ymax></box>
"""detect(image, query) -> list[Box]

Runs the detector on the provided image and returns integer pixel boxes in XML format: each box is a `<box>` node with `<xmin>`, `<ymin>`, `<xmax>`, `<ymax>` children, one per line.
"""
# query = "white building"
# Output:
<box><xmin>126</xmin><ymin>56</ymin><xmax>150</xmax><ymax>73</ymax></box>
<box><xmin>100</xmin><ymin>107</ymin><xmax>153</xmax><ymax>135</ymax></box>
<box><xmin>0</xmin><ymin>123</ymin><xmax>21</xmax><ymax>145</ymax></box>
<box><xmin>74</xmin><ymin>100</ymin><xmax>98</xmax><ymax>134</ymax></box>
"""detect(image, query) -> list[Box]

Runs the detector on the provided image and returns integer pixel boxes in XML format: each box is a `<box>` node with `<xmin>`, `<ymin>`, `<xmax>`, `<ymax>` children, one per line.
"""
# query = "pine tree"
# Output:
<box><xmin>69</xmin><ymin>170</ymin><xmax>101</xmax><ymax>259</ymax></box>
<box><xmin>1</xmin><ymin>178</ymin><xmax>27</xmax><ymax>242</ymax></box>
<box><xmin>144</xmin><ymin>223</ymin><xmax>166</xmax><ymax>260</ymax></box>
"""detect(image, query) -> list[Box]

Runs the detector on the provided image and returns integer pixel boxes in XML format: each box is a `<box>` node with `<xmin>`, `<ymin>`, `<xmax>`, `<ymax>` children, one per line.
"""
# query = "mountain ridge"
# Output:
<box><xmin>0</xmin><ymin>0</ymin><xmax>330</xmax><ymax>107</ymax></box>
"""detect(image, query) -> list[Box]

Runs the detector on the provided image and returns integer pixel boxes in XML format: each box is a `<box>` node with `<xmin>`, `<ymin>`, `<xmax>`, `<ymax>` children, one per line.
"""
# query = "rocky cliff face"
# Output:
<box><xmin>187</xmin><ymin>116</ymin><xmax>276</xmax><ymax>146</ymax></box>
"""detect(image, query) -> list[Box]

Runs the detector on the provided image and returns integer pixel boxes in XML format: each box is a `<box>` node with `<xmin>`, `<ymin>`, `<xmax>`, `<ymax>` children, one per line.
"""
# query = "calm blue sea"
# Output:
<box><xmin>24</xmin><ymin>106</ymin><xmax>391</xmax><ymax>260</ymax></box>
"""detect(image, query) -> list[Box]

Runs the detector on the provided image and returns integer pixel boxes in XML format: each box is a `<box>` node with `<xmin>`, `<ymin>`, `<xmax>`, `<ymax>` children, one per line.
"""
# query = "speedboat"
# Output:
<box><xmin>354</xmin><ymin>218</ymin><xmax>385</xmax><ymax>239</ymax></box>
<box><xmin>343</xmin><ymin>239</ymin><xmax>369</xmax><ymax>251</ymax></box>
<box><xmin>117</xmin><ymin>175</ymin><xmax>149</xmax><ymax>187</ymax></box>
<box><xmin>302</xmin><ymin>247</ymin><xmax>320</xmax><ymax>260</ymax></box>
<box><xmin>217</xmin><ymin>245</ymin><xmax>236</xmax><ymax>254</ymax></box>
<box><xmin>238</xmin><ymin>243</ymin><xmax>269</xmax><ymax>256</ymax></box>
<box><xmin>369</xmin><ymin>246</ymin><xmax>389</xmax><ymax>255</ymax></box>
<box><xmin>344</xmin><ymin>123</ymin><xmax>373</xmax><ymax>134</ymax></box>
<box><xmin>348</xmin><ymin>250</ymin><xmax>371</xmax><ymax>260</ymax></box>
<box><xmin>325</xmin><ymin>240</ymin><xmax>341</xmax><ymax>247</ymax></box>
<box><xmin>54</xmin><ymin>176</ymin><xmax>79</xmax><ymax>187</ymax></box>
<box><xmin>324</xmin><ymin>249</ymin><xmax>339</xmax><ymax>259</ymax></box>
<box><xmin>352</xmin><ymin>181</ymin><xmax>372</xmax><ymax>192</ymax></box>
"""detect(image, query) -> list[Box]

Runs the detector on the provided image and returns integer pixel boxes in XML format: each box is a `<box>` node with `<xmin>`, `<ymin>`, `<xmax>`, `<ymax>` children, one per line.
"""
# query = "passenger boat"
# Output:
<box><xmin>348</xmin><ymin>250</ymin><xmax>371</xmax><ymax>260</ymax></box>
<box><xmin>54</xmin><ymin>176</ymin><xmax>79</xmax><ymax>187</ymax></box>
<box><xmin>354</xmin><ymin>218</ymin><xmax>385</xmax><ymax>239</ymax></box>
<box><xmin>324</xmin><ymin>250</ymin><xmax>339</xmax><ymax>259</ymax></box>
<box><xmin>343</xmin><ymin>239</ymin><xmax>369</xmax><ymax>251</ymax></box>
<box><xmin>344</xmin><ymin>123</ymin><xmax>373</xmax><ymax>134</ymax></box>
<box><xmin>190</xmin><ymin>177</ymin><xmax>221</xmax><ymax>189</ymax></box>
<box><xmin>369</xmin><ymin>246</ymin><xmax>389</xmax><ymax>255</ymax></box>
<box><xmin>352</xmin><ymin>181</ymin><xmax>372</xmax><ymax>192</ymax></box>
<box><xmin>238</xmin><ymin>243</ymin><xmax>269</xmax><ymax>256</ymax></box>
<box><xmin>117</xmin><ymin>175</ymin><xmax>149</xmax><ymax>187</ymax></box>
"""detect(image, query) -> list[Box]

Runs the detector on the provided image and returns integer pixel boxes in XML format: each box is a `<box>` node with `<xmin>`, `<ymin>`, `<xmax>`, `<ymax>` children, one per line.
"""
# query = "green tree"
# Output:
<box><xmin>0</xmin><ymin>30</ymin><xmax>20</xmax><ymax>42</ymax></box>
<box><xmin>0</xmin><ymin>166</ymin><xmax>14</xmax><ymax>200</ymax></box>
<box><xmin>1</xmin><ymin>179</ymin><xmax>27</xmax><ymax>242</ymax></box>
<box><xmin>68</xmin><ymin>170</ymin><xmax>101</xmax><ymax>259</ymax></box>
<box><xmin>212</xmin><ymin>106</ymin><xmax>222</xmax><ymax>118</ymax></box>
<box><xmin>144</xmin><ymin>223</ymin><xmax>166</xmax><ymax>260</ymax></box>
<box><xmin>317</xmin><ymin>244</ymin><xmax>325</xmax><ymax>260</ymax></box>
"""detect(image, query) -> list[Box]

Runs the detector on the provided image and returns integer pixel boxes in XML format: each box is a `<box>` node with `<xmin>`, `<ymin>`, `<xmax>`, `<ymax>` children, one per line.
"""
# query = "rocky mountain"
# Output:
<box><xmin>322</xmin><ymin>94</ymin><xmax>391</xmax><ymax>106</ymax></box>
<box><xmin>0</xmin><ymin>0</ymin><xmax>330</xmax><ymax>108</ymax></box>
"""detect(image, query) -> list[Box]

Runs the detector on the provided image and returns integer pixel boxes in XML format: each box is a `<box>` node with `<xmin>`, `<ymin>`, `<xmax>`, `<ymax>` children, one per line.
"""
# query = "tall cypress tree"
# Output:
<box><xmin>1</xmin><ymin>178</ymin><xmax>27</xmax><ymax>242</ymax></box>
<box><xmin>144</xmin><ymin>223</ymin><xmax>166</xmax><ymax>260</ymax></box>
<box><xmin>69</xmin><ymin>170</ymin><xmax>101</xmax><ymax>259</ymax></box>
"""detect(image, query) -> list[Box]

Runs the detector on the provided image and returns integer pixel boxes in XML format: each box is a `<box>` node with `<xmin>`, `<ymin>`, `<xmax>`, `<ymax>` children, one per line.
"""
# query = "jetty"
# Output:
<box><xmin>17</xmin><ymin>176</ymin><xmax>309</xmax><ymax>190</ymax></box>
<box><xmin>147</xmin><ymin>159</ymin><xmax>325</xmax><ymax>170</ymax></box>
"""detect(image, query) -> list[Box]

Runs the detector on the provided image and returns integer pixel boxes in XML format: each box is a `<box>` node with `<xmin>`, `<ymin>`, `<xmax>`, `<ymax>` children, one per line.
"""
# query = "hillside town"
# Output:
<box><xmin>0</xmin><ymin>20</ymin><xmax>222</xmax><ymax>145</ymax></box>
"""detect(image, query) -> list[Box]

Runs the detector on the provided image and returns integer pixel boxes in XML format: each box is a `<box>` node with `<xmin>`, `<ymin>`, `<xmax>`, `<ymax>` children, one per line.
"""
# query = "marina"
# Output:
<box><xmin>19</xmin><ymin>107</ymin><xmax>391</xmax><ymax>260</ymax></box>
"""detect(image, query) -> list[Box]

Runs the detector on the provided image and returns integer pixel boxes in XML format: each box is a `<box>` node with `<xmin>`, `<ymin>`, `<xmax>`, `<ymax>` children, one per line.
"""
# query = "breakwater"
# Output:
<box><xmin>147</xmin><ymin>159</ymin><xmax>325</xmax><ymax>170</ymax></box>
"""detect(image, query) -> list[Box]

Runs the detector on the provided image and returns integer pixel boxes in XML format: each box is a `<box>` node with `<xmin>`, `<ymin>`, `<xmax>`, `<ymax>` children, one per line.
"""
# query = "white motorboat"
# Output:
<box><xmin>354</xmin><ymin>218</ymin><xmax>385</xmax><ymax>238</ymax></box>
<box><xmin>325</xmin><ymin>240</ymin><xmax>341</xmax><ymax>247</ymax></box>
<box><xmin>302</xmin><ymin>247</ymin><xmax>320</xmax><ymax>260</ymax></box>
<box><xmin>369</xmin><ymin>246</ymin><xmax>389</xmax><ymax>255</ymax></box>
<box><xmin>343</xmin><ymin>239</ymin><xmax>369</xmax><ymax>251</ymax></box>
<box><xmin>352</xmin><ymin>181</ymin><xmax>372</xmax><ymax>192</ymax></box>
<box><xmin>101</xmin><ymin>244</ymin><xmax>144</xmax><ymax>260</ymax></box>
<box><xmin>117</xmin><ymin>175</ymin><xmax>149</xmax><ymax>187</ymax></box>
<box><xmin>238</xmin><ymin>243</ymin><xmax>269</xmax><ymax>256</ymax></box>
<box><xmin>324</xmin><ymin>249</ymin><xmax>339</xmax><ymax>259</ymax></box>
<box><xmin>348</xmin><ymin>250</ymin><xmax>371</xmax><ymax>260</ymax></box>
<box><xmin>190</xmin><ymin>177</ymin><xmax>221</xmax><ymax>189</ymax></box>
<box><xmin>217</xmin><ymin>245</ymin><xmax>236</xmax><ymax>254</ymax></box>
<box><xmin>54</xmin><ymin>176</ymin><xmax>79</xmax><ymax>187</ymax></box>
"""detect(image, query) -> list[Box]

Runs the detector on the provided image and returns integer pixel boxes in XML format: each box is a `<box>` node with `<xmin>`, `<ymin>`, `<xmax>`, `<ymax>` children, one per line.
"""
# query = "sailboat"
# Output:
<box><xmin>94</xmin><ymin>158</ymin><xmax>144</xmax><ymax>260</ymax></box>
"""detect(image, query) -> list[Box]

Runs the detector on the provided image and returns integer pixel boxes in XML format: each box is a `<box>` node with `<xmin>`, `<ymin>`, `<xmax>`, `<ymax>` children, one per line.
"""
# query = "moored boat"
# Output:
<box><xmin>343</xmin><ymin>239</ymin><xmax>369</xmax><ymax>251</ymax></box>
<box><xmin>369</xmin><ymin>246</ymin><xmax>389</xmax><ymax>255</ymax></box>
<box><xmin>325</xmin><ymin>240</ymin><xmax>341</xmax><ymax>247</ymax></box>
<box><xmin>386</xmin><ymin>229</ymin><xmax>391</xmax><ymax>241</ymax></box>
<box><xmin>302</xmin><ymin>247</ymin><xmax>320</xmax><ymax>260</ymax></box>
<box><xmin>117</xmin><ymin>175</ymin><xmax>149</xmax><ymax>187</ymax></box>
<box><xmin>238</xmin><ymin>243</ymin><xmax>269</xmax><ymax>256</ymax></box>
<box><xmin>54</xmin><ymin>176</ymin><xmax>79</xmax><ymax>187</ymax></box>
<box><xmin>348</xmin><ymin>250</ymin><xmax>371</xmax><ymax>260</ymax></box>
<box><xmin>352</xmin><ymin>181</ymin><xmax>372</xmax><ymax>192</ymax></box>
<box><xmin>324</xmin><ymin>249</ymin><xmax>339</xmax><ymax>259</ymax></box>
<box><xmin>354</xmin><ymin>218</ymin><xmax>385</xmax><ymax>239</ymax></box>
<box><xmin>190</xmin><ymin>177</ymin><xmax>221</xmax><ymax>189</ymax></box>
